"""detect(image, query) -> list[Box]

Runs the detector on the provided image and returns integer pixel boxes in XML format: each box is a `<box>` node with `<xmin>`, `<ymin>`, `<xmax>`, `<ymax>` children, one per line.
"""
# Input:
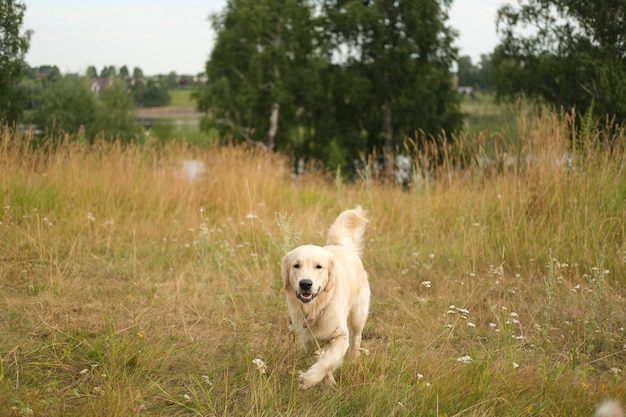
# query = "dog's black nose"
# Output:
<box><xmin>299</xmin><ymin>279</ymin><xmax>313</xmax><ymax>291</ymax></box>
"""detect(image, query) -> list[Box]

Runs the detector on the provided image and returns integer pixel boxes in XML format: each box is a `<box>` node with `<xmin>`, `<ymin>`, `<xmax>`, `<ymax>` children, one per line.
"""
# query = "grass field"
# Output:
<box><xmin>168</xmin><ymin>89</ymin><xmax>195</xmax><ymax>108</ymax></box>
<box><xmin>1</xmin><ymin>110</ymin><xmax>625</xmax><ymax>416</ymax></box>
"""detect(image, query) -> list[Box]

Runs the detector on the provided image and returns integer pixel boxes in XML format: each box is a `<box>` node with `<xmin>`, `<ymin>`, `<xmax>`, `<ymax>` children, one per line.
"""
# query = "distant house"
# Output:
<box><xmin>457</xmin><ymin>86</ymin><xmax>474</xmax><ymax>95</ymax></box>
<box><xmin>195</xmin><ymin>74</ymin><xmax>208</xmax><ymax>84</ymax></box>
<box><xmin>90</xmin><ymin>78</ymin><xmax>109</xmax><ymax>94</ymax></box>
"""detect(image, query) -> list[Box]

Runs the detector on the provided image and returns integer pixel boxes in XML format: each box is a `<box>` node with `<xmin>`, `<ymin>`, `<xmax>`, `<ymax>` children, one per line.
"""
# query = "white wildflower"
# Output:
<box><xmin>421</xmin><ymin>281</ymin><xmax>432</xmax><ymax>288</ymax></box>
<box><xmin>456</xmin><ymin>355</ymin><xmax>472</xmax><ymax>364</ymax></box>
<box><xmin>467</xmin><ymin>322</ymin><xmax>476</xmax><ymax>328</ymax></box>
<box><xmin>201</xmin><ymin>375</ymin><xmax>213</xmax><ymax>386</ymax></box>
<box><xmin>513</xmin><ymin>362</ymin><xmax>519</xmax><ymax>369</ymax></box>
<box><xmin>252</xmin><ymin>358</ymin><xmax>267</xmax><ymax>374</ymax></box>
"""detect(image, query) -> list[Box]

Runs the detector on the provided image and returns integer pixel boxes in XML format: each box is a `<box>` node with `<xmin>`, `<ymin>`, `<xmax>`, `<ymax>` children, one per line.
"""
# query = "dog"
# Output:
<box><xmin>595</xmin><ymin>400</ymin><xmax>624</xmax><ymax>417</ymax></box>
<box><xmin>282</xmin><ymin>206</ymin><xmax>370</xmax><ymax>389</ymax></box>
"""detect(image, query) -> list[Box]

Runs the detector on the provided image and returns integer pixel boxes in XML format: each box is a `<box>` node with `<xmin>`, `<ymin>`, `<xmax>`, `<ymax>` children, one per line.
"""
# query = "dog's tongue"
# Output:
<box><xmin>301</xmin><ymin>292</ymin><xmax>312</xmax><ymax>300</ymax></box>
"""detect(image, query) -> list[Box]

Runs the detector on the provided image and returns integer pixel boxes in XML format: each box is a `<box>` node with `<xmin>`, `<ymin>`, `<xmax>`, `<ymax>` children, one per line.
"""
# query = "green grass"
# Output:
<box><xmin>148</xmin><ymin>119</ymin><xmax>214</xmax><ymax>145</ymax></box>
<box><xmin>459</xmin><ymin>92</ymin><xmax>525</xmax><ymax>153</ymax></box>
<box><xmin>168</xmin><ymin>89</ymin><xmax>195</xmax><ymax>107</ymax></box>
<box><xmin>1</xmin><ymin>110</ymin><xmax>625</xmax><ymax>416</ymax></box>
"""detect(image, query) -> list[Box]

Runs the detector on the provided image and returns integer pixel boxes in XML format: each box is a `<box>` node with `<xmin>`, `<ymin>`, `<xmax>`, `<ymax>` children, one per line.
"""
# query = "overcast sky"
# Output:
<box><xmin>23</xmin><ymin>0</ymin><xmax>505</xmax><ymax>76</ymax></box>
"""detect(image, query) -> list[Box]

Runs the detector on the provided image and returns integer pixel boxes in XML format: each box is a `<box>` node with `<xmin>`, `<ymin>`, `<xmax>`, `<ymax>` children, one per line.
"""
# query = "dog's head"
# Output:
<box><xmin>282</xmin><ymin>245</ymin><xmax>335</xmax><ymax>304</ymax></box>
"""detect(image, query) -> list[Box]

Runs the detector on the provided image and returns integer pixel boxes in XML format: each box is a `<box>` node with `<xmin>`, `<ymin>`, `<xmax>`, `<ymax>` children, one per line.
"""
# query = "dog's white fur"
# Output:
<box><xmin>282</xmin><ymin>206</ymin><xmax>370</xmax><ymax>389</ymax></box>
<box><xmin>595</xmin><ymin>400</ymin><xmax>624</xmax><ymax>417</ymax></box>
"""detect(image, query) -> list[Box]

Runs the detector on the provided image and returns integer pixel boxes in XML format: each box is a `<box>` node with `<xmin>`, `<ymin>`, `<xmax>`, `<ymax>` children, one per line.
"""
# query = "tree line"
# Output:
<box><xmin>196</xmin><ymin>0</ymin><xmax>626</xmax><ymax>173</ymax></box>
<box><xmin>1</xmin><ymin>0</ymin><xmax>625</xmax><ymax>170</ymax></box>
<box><xmin>17</xmin><ymin>65</ymin><xmax>193</xmax><ymax>142</ymax></box>
<box><xmin>492</xmin><ymin>0</ymin><xmax>626</xmax><ymax>129</ymax></box>
<box><xmin>0</xmin><ymin>2</ymin><xmax>197</xmax><ymax>142</ymax></box>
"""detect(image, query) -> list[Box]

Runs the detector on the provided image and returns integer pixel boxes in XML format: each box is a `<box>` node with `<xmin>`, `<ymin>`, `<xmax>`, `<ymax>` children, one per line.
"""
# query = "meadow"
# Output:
<box><xmin>1</xmin><ymin>108</ymin><xmax>625</xmax><ymax>416</ymax></box>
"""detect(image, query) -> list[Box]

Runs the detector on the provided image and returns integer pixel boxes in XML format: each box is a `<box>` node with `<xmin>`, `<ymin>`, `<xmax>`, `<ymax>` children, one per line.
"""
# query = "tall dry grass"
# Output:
<box><xmin>1</xmin><ymin>112</ymin><xmax>625</xmax><ymax>416</ymax></box>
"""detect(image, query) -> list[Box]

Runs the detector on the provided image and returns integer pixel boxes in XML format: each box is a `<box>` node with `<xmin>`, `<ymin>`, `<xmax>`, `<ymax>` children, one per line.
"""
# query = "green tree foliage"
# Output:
<box><xmin>322</xmin><ymin>0</ymin><xmax>461</xmax><ymax>169</ymax></box>
<box><xmin>95</xmin><ymin>77</ymin><xmax>138</xmax><ymax>142</ymax></box>
<box><xmin>32</xmin><ymin>77</ymin><xmax>99</xmax><ymax>137</ymax></box>
<box><xmin>493</xmin><ymin>0</ymin><xmax>626</xmax><ymax>125</ymax></box>
<box><xmin>199</xmin><ymin>0</ymin><xmax>318</xmax><ymax>150</ymax></box>
<box><xmin>0</xmin><ymin>0</ymin><xmax>31</xmax><ymax>124</ymax></box>
<box><xmin>100</xmin><ymin>65</ymin><xmax>117</xmax><ymax>78</ymax></box>
<box><xmin>198</xmin><ymin>0</ymin><xmax>462</xmax><ymax>171</ymax></box>
<box><xmin>164</xmin><ymin>71</ymin><xmax>178</xmax><ymax>89</ymax></box>
<box><xmin>33</xmin><ymin>76</ymin><xmax>138</xmax><ymax>142</ymax></box>
<box><xmin>20</xmin><ymin>65</ymin><xmax>61</xmax><ymax>111</ymax></box>
<box><xmin>119</xmin><ymin>65</ymin><xmax>130</xmax><ymax>78</ymax></box>
<box><xmin>131</xmin><ymin>79</ymin><xmax>170</xmax><ymax>107</ymax></box>
<box><xmin>132</xmin><ymin>67</ymin><xmax>144</xmax><ymax>80</ymax></box>
<box><xmin>457</xmin><ymin>54</ymin><xmax>492</xmax><ymax>90</ymax></box>
<box><xmin>86</xmin><ymin>66</ymin><xmax>98</xmax><ymax>79</ymax></box>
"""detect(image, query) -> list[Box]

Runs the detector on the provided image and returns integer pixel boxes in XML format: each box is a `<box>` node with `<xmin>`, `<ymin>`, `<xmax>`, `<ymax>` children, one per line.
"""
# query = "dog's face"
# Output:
<box><xmin>282</xmin><ymin>245</ymin><xmax>334</xmax><ymax>304</ymax></box>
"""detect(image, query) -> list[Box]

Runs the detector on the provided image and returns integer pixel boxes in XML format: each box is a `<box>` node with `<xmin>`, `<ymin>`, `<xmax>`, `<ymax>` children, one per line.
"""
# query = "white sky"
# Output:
<box><xmin>23</xmin><ymin>0</ymin><xmax>504</xmax><ymax>76</ymax></box>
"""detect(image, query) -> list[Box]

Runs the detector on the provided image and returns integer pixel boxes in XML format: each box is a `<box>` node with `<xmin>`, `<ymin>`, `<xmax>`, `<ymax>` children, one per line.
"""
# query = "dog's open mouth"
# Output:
<box><xmin>297</xmin><ymin>291</ymin><xmax>317</xmax><ymax>303</ymax></box>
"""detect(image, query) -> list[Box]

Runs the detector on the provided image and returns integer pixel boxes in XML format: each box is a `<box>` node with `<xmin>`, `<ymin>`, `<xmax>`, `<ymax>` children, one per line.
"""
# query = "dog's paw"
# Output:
<box><xmin>322</xmin><ymin>373</ymin><xmax>336</xmax><ymax>387</ymax></box>
<box><xmin>298</xmin><ymin>371</ymin><xmax>316</xmax><ymax>390</ymax></box>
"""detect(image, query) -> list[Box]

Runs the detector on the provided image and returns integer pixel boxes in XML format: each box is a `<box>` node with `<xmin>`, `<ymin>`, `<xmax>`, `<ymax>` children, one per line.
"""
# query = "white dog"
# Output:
<box><xmin>282</xmin><ymin>206</ymin><xmax>370</xmax><ymax>389</ymax></box>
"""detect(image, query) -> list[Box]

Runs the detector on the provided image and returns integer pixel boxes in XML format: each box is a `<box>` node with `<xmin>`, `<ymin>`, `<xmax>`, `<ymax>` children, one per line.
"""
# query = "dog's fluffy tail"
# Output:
<box><xmin>326</xmin><ymin>205</ymin><xmax>368</xmax><ymax>254</ymax></box>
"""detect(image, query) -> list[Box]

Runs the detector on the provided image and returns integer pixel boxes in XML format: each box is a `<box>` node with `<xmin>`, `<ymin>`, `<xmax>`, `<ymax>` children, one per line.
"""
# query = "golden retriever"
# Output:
<box><xmin>282</xmin><ymin>206</ymin><xmax>370</xmax><ymax>389</ymax></box>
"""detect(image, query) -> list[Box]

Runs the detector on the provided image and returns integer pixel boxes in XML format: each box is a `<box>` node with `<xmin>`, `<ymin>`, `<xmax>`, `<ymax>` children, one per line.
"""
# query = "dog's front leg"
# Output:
<box><xmin>298</xmin><ymin>332</ymin><xmax>348</xmax><ymax>390</ymax></box>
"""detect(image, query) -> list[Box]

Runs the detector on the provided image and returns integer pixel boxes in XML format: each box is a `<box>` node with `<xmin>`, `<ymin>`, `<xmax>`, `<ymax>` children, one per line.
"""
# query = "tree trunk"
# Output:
<box><xmin>266</xmin><ymin>102</ymin><xmax>279</xmax><ymax>150</ymax></box>
<box><xmin>265</xmin><ymin>63</ymin><xmax>281</xmax><ymax>150</ymax></box>
<box><xmin>382</xmin><ymin>98</ymin><xmax>394</xmax><ymax>178</ymax></box>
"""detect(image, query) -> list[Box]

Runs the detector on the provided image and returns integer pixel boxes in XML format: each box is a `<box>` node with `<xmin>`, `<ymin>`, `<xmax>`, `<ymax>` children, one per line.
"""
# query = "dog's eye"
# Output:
<box><xmin>293</xmin><ymin>263</ymin><xmax>300</xmax><ymax>269</ymax></box>
<box><xmin>316</xmin><ymin>264</ymin><xmax>323</xmax><ymax>269</ymax></box>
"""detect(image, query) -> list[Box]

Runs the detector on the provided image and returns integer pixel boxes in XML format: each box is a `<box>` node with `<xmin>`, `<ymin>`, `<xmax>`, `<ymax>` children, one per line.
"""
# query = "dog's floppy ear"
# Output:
<box><xmin>281</xmin><ymin>253</ymin><xmax>292</xmax><ymax>289</ymax></box>
<box><xmin>324</xmin><ymin>256</ymin><xmax>335</xmax><ymax>293</ymax></box>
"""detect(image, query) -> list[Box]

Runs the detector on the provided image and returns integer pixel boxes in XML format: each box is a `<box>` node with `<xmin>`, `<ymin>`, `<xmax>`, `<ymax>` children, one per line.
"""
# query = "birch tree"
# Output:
<box><xmin>199</xmin><ymin>0</ymin><xmax>318</xmax><ymax>150</ymax></box>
